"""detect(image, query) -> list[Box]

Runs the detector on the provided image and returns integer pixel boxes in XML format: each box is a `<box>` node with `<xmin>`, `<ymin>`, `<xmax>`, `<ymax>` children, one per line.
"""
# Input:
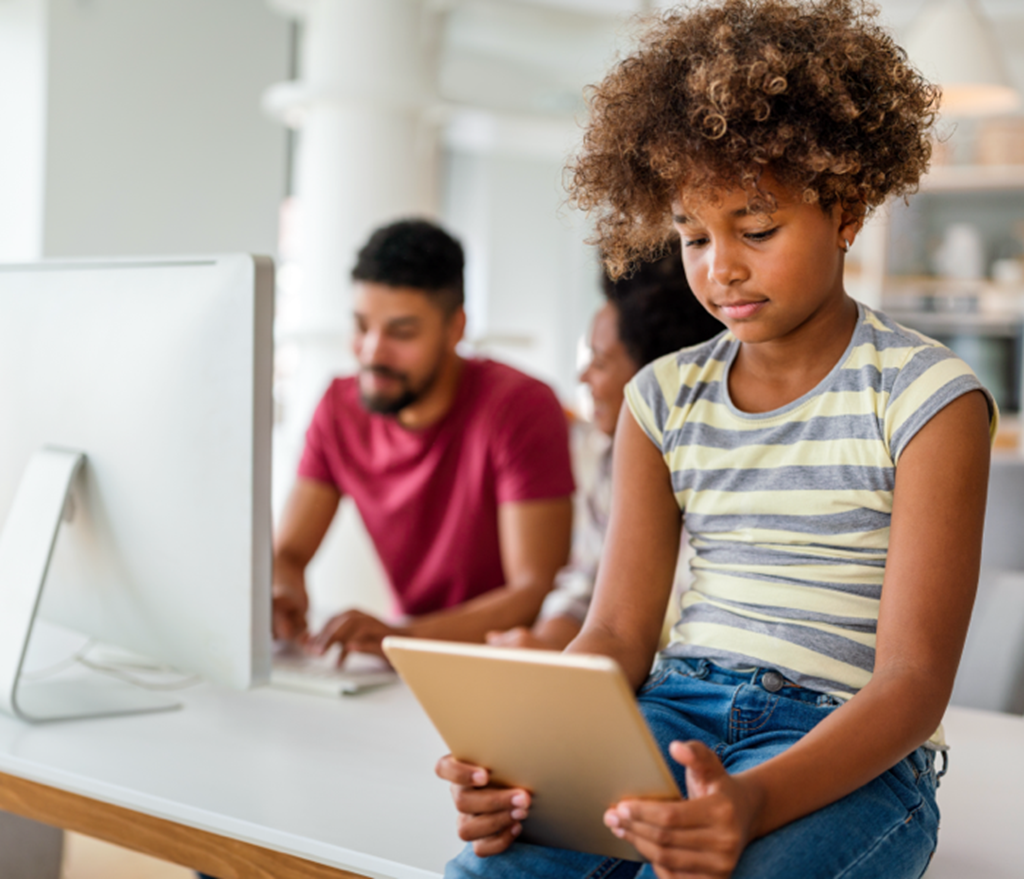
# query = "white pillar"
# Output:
<box><xmin>265</xmin><ymin>0</ymin><xmax>441</xmax><ymax>619</ymax></box>
<box><xmin>267</xmin><ymin>0</ymin><xmax>439</xmax><ymax>479</ymax></box>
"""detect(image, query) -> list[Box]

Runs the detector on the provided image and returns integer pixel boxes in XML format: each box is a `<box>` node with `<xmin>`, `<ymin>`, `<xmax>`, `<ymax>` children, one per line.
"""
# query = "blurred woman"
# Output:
<box><xmin>488</xmin><ymin>244</ymin><xmax>721</xmax><ymax>650</ymax></box>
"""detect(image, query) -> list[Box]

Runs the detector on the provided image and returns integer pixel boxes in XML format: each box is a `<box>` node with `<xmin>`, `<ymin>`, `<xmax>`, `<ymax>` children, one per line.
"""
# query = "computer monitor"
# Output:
<box><xmin>0</xmin><ymin>254</ymin><xmax>273</xmax><ymax>722</ymax></box>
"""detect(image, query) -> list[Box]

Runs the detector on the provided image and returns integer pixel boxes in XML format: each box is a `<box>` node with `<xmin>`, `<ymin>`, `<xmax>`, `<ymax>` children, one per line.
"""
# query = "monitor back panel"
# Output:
<box><xmin>0</xmin><ymin>255</ymin><xmax>273</xmax><ymax>688</ymax></box>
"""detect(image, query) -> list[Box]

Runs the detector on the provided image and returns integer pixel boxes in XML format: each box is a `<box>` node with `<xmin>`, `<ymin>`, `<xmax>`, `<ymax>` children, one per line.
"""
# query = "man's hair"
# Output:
<box><xmin>351</xmin><ymin>218</ymin><xmax>465</xmax><ymax>314</ymax></box>
<box><xmin>568</xmin><ymin>0</ymin><xmax>939</xmax><ymax>278</ymax></box>
<box><xmin>603</xmin><ymin>241</ymin><xmax>723</xmax><ymax>366</ymax></box>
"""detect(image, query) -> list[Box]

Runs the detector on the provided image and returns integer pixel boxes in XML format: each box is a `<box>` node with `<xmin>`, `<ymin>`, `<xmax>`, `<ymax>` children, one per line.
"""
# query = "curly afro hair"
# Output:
<box><xmin>603</xmin><ymin>240</ymin><xmax>723</xmax><ymax>366</ymax></box>
<box><xmin>568</xmin><ymin>0</ymin><xmax>939</xmax><ymax>278</ymax></box>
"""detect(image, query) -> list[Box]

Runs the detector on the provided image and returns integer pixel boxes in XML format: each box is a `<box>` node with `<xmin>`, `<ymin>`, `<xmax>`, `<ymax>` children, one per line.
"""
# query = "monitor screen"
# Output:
<box><xmin>0</xmin><ymin>255</ymin><xmax>273</xmax><ymax>713</ymax></box>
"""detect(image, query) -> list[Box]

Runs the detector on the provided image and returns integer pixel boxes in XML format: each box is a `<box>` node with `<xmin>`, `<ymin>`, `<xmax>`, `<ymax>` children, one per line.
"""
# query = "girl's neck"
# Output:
<box><xmin>728</xmin><ymin>294</ymin><xmax>859</xmax><ymax>414</ymax></box>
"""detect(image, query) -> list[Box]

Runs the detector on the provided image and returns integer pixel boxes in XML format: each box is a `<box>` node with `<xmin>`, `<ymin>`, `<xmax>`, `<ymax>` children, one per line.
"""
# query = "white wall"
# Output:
<box><xmin>0</xmin><ymin>0</ymin><xmax>48</xmax><ymax>261</ymax></box>
<box><xmin>442</xmin><ymin>143</ymin><xmax>601</xmax><ymax>400</ymax></box>
<box><xmin>41</xmin><ymin>0</ymin><xmax>290</xmax><ymax>258</ymax></box>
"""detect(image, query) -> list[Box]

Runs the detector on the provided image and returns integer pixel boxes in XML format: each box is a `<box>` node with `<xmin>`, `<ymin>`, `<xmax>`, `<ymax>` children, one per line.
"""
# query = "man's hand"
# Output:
<box><xmin>272</xmin><ymin>478</ymin><xmax>341</xmax><ymax>643</ymax></box>
<box><xmin>272</xmin><ymin>582</ymin><xmax>309</xmax><ymax>642</ymax></box>
<box><xmin>309</xmin><ymin>609</ymin><xmax>408</xmax><ymax>660</ymax></box>
<box><xmin>484</xmin><ymin>615</ymin><xmax>583</xmax><ymax>651</ymax></box>
<box><xmin>485</xmin><ymin>627</ymin><xmax>551</xmax><ymax>650</ymax></box>
<box><xmin>603</xmin><ymin>741</ymin><xmax>761</xmax><ymax>879</ymax></box>
<box><xmin>436</xmin><ymin>754</ymin><xmax>531</xmax><ymax>857</ymax></box>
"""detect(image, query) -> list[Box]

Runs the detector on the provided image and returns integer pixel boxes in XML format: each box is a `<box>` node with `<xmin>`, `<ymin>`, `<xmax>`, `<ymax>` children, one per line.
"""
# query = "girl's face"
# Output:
<box><xmin>581</xmin><ymin>302</ymin><xmax>639</xmax><ymax>437</ymax></box>
<box><xmin>671</xmin><ymin>173</ymin><xmax>859</xmax><ymax>346</ymax></box>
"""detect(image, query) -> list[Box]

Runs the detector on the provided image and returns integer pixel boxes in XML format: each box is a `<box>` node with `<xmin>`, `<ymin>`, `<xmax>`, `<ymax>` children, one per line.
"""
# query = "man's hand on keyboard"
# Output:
<box><xmin>309</xmin><ymin>609</ymin><xmax>409</xmax><ymax>661</ymax></box>
<box><xmin>272</xmin><ymin>582</ymin><xmax>309</xmax><ymax>642</ymax></box>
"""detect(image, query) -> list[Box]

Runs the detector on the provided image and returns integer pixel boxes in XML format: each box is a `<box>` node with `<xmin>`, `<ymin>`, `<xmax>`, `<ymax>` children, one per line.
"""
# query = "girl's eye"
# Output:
<box><xmin>683</xmin><ymin>237</ymin><xmax>708</xmax><ymax>248</ymax></box>
<box><xmin>745</xmin><ymin>228</ymin><xmax>777</xmax><ymax>242</ymax></box>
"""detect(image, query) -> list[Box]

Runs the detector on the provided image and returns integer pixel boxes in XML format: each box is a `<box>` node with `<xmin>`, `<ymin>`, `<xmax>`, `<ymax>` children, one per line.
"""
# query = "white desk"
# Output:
<box><xmin>0</xmin><ymin>668</ymin><xmax>1019</xmax><ymax>878</ymax></box>
<box><xmin>0</xmin><ymin>677</ymin><xmax>461</xmax><ymax>878</ymax></box>
<box><xmin>924</xmin><ymin>706</ymin><xmax>1024</xmax><ymax>879</ymax></box>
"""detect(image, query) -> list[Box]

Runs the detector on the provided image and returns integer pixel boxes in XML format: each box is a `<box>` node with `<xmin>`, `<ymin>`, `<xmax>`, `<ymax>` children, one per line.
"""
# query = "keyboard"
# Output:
<box><xmin>269</xmin><ymin>645</ymin><xmax>399</xmax><ymax>696</ymax></box>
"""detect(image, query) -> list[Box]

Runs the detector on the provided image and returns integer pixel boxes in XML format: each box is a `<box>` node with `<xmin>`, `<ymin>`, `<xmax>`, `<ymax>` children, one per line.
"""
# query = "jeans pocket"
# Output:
<box><xmin>880</xmin><ymin>752</ymin><xmax>928</xmax><ymax>817</ymax></box>
<box><xmin>637</xmin><ymin>669</ymin><xmax>671</xmax><ymax>697</ymax></box>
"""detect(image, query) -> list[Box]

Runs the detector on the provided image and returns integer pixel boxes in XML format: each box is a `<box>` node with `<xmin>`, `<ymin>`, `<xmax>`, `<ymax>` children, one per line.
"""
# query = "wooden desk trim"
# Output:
<box><xmin>0</xmin><ymin>771</ymin><xmax>365</xmax><ymax>879</ymax></box>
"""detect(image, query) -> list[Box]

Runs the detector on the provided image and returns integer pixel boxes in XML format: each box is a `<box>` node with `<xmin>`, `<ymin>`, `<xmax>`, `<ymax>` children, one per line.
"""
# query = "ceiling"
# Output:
<box><xmin>438</xmin><ymin>0</ymin><xmax>1024</xmax><ymax>119</ymax></box>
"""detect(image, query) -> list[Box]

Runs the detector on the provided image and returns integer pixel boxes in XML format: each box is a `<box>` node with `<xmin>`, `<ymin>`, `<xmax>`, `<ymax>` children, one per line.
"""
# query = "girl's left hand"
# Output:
<box><xmin>604</xmin><ymin>741</ymin><xmax>762</xmax><ymax>879</ymax></box>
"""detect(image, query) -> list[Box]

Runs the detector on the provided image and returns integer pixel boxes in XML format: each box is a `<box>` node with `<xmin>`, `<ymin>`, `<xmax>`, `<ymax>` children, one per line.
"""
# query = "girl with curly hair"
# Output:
<box><xmin>438</xmin><ymin>1</ymin><xmax>997</xmax><ymax>876</ymax></box>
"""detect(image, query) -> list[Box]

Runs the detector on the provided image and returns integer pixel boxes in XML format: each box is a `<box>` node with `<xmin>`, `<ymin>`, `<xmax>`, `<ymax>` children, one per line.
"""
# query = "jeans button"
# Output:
<box><xmin>761</xmin><ymin>671</ymin><xmax>784</xmax><ymax>692</ymax></box>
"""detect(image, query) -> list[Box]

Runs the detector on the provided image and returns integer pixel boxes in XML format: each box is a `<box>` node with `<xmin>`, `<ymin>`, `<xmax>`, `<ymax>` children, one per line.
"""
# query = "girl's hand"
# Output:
<box><xmin>604</xmin><ymin>741</ymin><xmax>762</xmax><ymax>879</ymax></box>
<box><xmin>435</xmin><ymin>754</ymin><xmax>532</xmax><ymax>857</ymax></box>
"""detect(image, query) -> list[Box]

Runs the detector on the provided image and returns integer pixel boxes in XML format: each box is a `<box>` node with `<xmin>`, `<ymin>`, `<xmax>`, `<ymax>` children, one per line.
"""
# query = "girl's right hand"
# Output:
<box><xmin>435</xmin><ymin>754</ymin><xmax>532</xmax><ymax>856</ymax></box>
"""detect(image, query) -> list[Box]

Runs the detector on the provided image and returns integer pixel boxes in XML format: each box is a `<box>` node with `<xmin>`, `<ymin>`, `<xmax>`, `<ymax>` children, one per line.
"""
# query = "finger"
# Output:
<box><xmin>453</xmin><ymin>785</ymin><xmax>530</xmax><ymax>818</ymax></box>
<box><xmin>670</xmin><ymin>741</ymin><xmax>727</xmax><ymax>800</ymax></box>
<box><xmin>471</xmin><ymin>823</ymin><xmax>522</xmax><ymax>858</ymax></box>
<box><xmin>615</xmin><ymin>827</ymin><xmax>733</xmax><ymax>878</ymax></box>
<box><xmin>310</xmin><ymin>613</ymin><xmax>362</xmax><ymax>655</ymax></box>
<box><xmin>611</xmin><ymin>798</ymin><xmax>705</xmax><ymax>832</ymax></box>
<box><xmin>486</xmin><ymin>628</ymin><xmax>525</xmax><ymax>646</ymax></box>
<box><xmin>608</xmin><ymin>802</ymin><xmax>742</xmax><ymax>878</ymax></box>
<box><xmin>347</xmin><ymin>632</ymin><xmax>389</xmax><ymax>658</ymax></box>
<box><xmin>436</xmin><ymin>754</ymin><xmax>490</xmax><ymax>786</ymax></box>
<box><xmin>611</xmin><ymin>816</ymin><xmax>719</xmax><ymax>852</ymax></box>
<box><xmin>457</xmin><ymin>807</ymin><xmax>522</xmax><ymax>842</ymax></box>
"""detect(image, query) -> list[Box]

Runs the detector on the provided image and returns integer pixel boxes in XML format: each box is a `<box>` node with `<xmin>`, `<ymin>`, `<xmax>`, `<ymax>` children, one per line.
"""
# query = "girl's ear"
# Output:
<box><xmin>837</xmin><ymin>203</ymin><xmax>867</xmax><ymax>252</ymax></box>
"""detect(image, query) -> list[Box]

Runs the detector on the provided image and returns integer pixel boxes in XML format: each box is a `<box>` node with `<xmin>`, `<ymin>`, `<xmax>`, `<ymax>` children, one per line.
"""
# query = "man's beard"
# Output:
<box><xmin>359</xmin><ymin>363</ymin><xmax>441</xmax><ymax>416</ymax></box>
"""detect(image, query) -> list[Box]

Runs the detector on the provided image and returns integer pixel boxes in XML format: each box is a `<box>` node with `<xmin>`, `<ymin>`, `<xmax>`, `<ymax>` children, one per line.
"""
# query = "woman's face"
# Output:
<box><xmin>581</xmin><ymin>303</ymin><xmax>640</xmax><ymax>437</ymax></box>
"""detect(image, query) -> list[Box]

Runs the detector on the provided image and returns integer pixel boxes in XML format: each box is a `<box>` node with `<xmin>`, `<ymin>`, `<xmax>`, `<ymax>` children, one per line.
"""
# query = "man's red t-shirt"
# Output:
<box><xmin>297</xmin><ymin>358</ymin><xmax>575</xmax><ymax>617</ymax></box>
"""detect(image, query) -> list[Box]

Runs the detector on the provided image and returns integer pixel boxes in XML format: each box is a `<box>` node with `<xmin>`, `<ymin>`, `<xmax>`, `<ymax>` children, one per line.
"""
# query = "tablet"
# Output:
<box><xmin>381</xmin><ymin>636</ymin><xmax>680</xmax><ymax>861</ymax></box>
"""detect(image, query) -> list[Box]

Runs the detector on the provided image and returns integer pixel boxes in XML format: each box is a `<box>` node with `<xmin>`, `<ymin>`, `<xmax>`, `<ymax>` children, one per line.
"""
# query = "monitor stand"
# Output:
<box><xmin>0</xmin><ymin>447</ymin><xmax>179</xmax><ymax>722</ymax></box>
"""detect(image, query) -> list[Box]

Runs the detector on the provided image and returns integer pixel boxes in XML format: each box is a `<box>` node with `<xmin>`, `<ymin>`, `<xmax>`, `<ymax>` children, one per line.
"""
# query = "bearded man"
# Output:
<box><xmin>272</xmin><ymin>219</ymin><xmax>574</xmax><ymax>658</ymax></box>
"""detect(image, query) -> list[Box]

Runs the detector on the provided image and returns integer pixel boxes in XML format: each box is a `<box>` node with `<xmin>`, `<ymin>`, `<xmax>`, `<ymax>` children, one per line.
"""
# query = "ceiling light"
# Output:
<box><xmin>905</xmin><ymin>0</ymin><xmax>1020</xmax><ymax>117</ymax></box>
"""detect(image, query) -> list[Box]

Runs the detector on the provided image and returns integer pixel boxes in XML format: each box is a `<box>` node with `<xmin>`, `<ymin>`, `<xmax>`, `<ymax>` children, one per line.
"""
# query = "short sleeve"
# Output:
<box><xmin>296</xmin><ymin>385</ymin><xmax>341</xmax><ymax>487</ymax></box>
<box><xmin>491</xmin><ymin>382</ymin><xmax>575</xmax><ymax>504</ymax></box>
<box><xmin>624</xmin><ymin>355</ymin><xmax>676</xmax><ymax>450</ymax></box>
<box><xmin>884</xmin><ymin>343</ymin><xmax>999</xmax><ymax>463</ymax></box>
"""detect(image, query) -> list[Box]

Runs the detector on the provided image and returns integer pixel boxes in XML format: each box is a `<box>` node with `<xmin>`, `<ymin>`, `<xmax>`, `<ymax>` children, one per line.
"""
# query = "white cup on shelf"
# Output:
<box><xmin>933</xmin><ymin>223</ymin><xmax>985</xmax><ymax>281</ymax></box>
<box><xmin>991</xmin><ymin>258</ymin><xmax>1024</xmax><ymax>286</ymax></box>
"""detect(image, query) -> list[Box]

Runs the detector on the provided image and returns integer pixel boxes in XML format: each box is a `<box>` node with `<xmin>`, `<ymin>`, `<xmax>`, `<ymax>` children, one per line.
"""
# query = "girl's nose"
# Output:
<box><xmin>708</xmin><ymin>241</ymin><xmax>749</xmax><ymax>287</ymax></box>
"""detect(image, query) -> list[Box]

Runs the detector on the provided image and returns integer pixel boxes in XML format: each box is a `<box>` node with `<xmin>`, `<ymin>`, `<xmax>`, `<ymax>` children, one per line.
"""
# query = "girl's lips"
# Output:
<box><xmin>719</xmin><ymin>300</ymin><xmax>766</xmax><ymax>320</ymax></box>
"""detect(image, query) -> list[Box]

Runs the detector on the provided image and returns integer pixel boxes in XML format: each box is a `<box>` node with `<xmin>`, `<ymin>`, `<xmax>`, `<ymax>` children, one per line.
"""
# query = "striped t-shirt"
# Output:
<box><xmin>625</xmin><ymin>302</ymin><xmax>997</xmax><ymax>701</ymax></box>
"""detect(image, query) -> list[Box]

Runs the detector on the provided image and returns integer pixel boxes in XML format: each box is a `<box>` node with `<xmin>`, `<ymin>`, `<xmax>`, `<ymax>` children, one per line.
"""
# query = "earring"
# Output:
<box><xmin>840</xmin><ymin>239</ymin><xmax>850</xmax><ymax>253</ymax></box>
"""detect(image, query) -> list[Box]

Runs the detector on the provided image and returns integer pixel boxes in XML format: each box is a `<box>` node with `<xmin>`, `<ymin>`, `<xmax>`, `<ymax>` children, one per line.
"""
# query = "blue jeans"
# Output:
<box><xmin>446</xmin><ymin>658</ymin><xmax>941</xmax><ymax>879</ymax></box>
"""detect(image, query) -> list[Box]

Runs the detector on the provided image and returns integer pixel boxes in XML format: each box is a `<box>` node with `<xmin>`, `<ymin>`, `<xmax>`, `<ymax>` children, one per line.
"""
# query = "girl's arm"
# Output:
<box><xmin>434</xmin><ymin>405</ymin><xmax>682</xmax><ymax>856</ymax></box>
<box><xmin>607</xmin><ymin>389</ymin><xmax>992</xmax><ymax>877</ymax></box>
<box><xmin>565</xmin><ymin>404</ymin><xmax>683</xmax><ymax>681</ymax></box>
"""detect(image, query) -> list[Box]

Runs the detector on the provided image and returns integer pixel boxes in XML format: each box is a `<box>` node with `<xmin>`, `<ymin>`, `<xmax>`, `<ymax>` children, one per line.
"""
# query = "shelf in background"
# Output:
<box><xmin>922</xmin><ymin>165</ymin><xmax>1024</xmax><ymax>192</ymax></box>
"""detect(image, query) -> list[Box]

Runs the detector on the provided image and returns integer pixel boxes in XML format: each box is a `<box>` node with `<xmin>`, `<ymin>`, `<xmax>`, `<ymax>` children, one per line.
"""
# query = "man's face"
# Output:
<box><xmin>352</xmin><ymin>282</ymin><xmax>460</xmax><ymax>415</ymax></box>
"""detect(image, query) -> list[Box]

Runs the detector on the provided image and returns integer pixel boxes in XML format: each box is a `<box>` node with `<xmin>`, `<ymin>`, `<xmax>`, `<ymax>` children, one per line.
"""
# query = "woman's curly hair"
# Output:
<box><xmin>568</xmin><ymin>0</ymin><xmax>939</xmax><ymax>278</ymax></box>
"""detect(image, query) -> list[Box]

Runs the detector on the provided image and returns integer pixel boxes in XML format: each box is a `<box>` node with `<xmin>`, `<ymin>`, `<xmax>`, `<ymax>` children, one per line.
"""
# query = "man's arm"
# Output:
<box><xmin>406</xmin><ymin>496</ymin><xmax>572</xmax><ymax>640</ymax></box>
<box><xmin>310</xmin><ymin>496</ymin><xmax>572</xmax><ymax>655</ymax></box>
<box><xmin>272</xmin><ymin>477</ymin><xmax>341</xmax><ymax>640</ymax></box>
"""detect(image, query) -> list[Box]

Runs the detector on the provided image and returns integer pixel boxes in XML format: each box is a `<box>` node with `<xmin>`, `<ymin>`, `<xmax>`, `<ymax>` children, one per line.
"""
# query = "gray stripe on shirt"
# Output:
<box><xmin>672</xmin><ymin>464</ymin><xmax>896</xmax><ymax>495</ymax></box>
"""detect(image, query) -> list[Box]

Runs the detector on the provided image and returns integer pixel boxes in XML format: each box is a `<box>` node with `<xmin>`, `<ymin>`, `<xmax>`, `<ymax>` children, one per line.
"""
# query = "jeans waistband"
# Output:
<box><xmin>659</xmin><ymin>656</ymin><xmax>843</xmax><ymax>707</ymax></box>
